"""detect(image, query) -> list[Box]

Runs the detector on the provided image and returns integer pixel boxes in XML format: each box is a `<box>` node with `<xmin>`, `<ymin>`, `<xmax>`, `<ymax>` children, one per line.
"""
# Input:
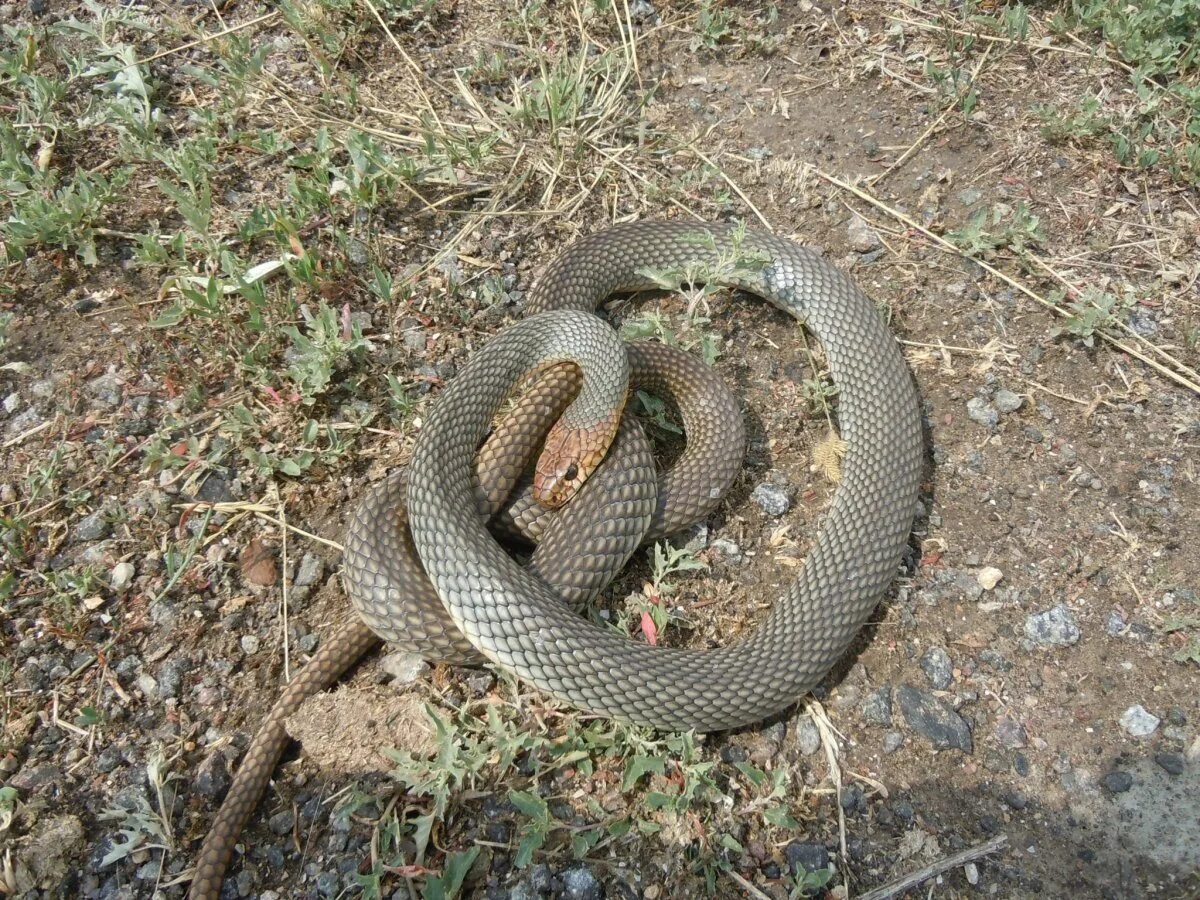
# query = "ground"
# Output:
<box><xmin>1</xmin><ymin>2</ymin><xmax>1199</xmax><ymax>899</ymax></box>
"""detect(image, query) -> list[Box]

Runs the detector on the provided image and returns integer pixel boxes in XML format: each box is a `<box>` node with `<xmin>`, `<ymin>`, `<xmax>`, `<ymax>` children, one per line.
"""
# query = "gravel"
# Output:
<box><xmin>561</xmin><ymin>866</ymin><xmax>603</xmax><ymax>900</ymax></box>
<box><xmin>861</xmin><ymin>687</ymin><xmax>893</xmax><ymax>727</ymax></box>
<box><xmin>883</xmin><ymin>731</ymin><xmax>904</xmax><ymax>753</ymax></box>
<box><xmin>750</xmin><ymin>482</ymin><xmax>791</xmax><ymax>516</ymax></box>
<box><xmin>1155</xmin><ymin>752</ymin><xmax>1184</xmax><ymax>775</ymax></box>
<box><xmin>1102</xmin><ymin>770</ymin><xmax>1133</xmax><ymax>794</ymax></box>
<box><xmin>919</xmin><ymin>647</ymin><xmax>953</xmax><ymax>690</ymax></box>
<box><xmin>1119</xmin><ymin>704</ymin><xmax>1161</xmax><ymax>737</ymax></box>
<box><xmin>380</xmin><ymin>651</ymin><xmax>429</xmax><ymax>684</ymax></box>
<box><xmin>995</xmin><ymin>716</ymin><xmax>1029</xmax><ymax>750</ymax></box>
<box><xmin>993</xmin><ymin>388</ymin><xmax>1024</xmax><ymax>414</ymax></box>
<box><xmin>847</xmin><ymin>215</ymin><xmax>881</xmax><ymax>252</ymax></box>
<box><xmin>966</xmin><ymin>397</ymin><xmax>999</xmax><ymax>429</ymax></box>
<box><xmin>785</xmin><ymin>841</ymin><xmax>831</xmax><ymax>875</ymax></box>
<box><xmin>73</xmin><ymin>509</ymin><xmax>111</xmax><ymax>543</ymax></box>
<box><xmin>1024</xmin><ymin>604</ymin><xmax>1081</xmax><ymax>647</ymax></box>
<box><xmin>896</xmin><ymin>686</ymin><xmax>973</xmax><ymax>752</ymax></box>
<box><xmin>794</xmin><ymin>716</ymin><xmax>822</xmax><ymax>756</ymax></box>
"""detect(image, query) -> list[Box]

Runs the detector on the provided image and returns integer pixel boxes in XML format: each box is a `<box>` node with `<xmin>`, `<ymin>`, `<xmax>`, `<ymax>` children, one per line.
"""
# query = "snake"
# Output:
<box><xmin>187</xmin><ymin>221</ymin><xmax>922</xmax><ymax>899</ymax></box>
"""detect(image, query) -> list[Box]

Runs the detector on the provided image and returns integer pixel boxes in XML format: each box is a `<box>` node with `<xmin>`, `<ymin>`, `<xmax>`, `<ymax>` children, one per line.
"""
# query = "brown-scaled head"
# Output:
<box><xmin>532</xmin><ymin>413</ymin><xmax>619</xmax><ymax>508</ymax></box>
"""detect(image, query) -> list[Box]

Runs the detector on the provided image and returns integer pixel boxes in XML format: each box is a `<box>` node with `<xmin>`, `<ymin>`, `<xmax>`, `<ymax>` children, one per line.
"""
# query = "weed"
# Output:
<box><xmin>1049</xmin><ymin>287</ymin><xmax>1135</xmax><ymax>348</ymax></box>
<box><xmin>691</xmin><ymin>1</ymin><xmax>735</xmax><ymax>51</ymax></box>
<box><xmin>283</xmin><ymin>301</ymin><xmax>373</xmax><ymax>405</ymax></box>
<box><xmin>98</xmin><ymin>746</ymin><xmax>179</xmax><ymax>866</ymax></box>
<box><xmin>947</xmin><ymin>201</ymin><xmax>1045</xmax><ymax>261</ymax></box>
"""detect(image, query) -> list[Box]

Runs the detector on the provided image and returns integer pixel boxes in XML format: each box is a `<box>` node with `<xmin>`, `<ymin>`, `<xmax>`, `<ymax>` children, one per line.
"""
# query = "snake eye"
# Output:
<box><xmin>564</xmin><ymin>463</ymin><xmax>579</xmax><ymax>481</ymax></box>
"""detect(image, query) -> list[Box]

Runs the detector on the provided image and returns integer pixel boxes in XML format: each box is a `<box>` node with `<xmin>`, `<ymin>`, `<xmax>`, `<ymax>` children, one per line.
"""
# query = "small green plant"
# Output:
<box><xmin>691</xmin><ymin>1</ymin><xmax>735</xmax><ymax>50</ymax></box>
<box><xmin>0</xmin><ymin>785</ymin><xmax>17</xmax><ymax>831</ymax></box>
<box><xmin>283</xmin><ymin>301</ymin><xmax>373</xmax><ymax>404</ymax></box>
<box><xmin>947</xmin><ymin>201</ymin><xmax>1045</xmax><ymax>260</ymax></box>
<box><xmin>1049</xmin><ymin>287</ymin><xmax>1135</xmax><ymax>347</ymax></box>
<box><xmin>97</xmin><ymin>746</ymin><xmax>179</xmax><ymax>866</ymax></box>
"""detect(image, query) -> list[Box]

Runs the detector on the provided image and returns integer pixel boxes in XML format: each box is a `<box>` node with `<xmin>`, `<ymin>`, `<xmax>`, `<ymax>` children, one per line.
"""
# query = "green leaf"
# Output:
<box><xmin>622</xmin><ymin>754</ymin><xmax>665</xmax><ymax>790</ymax></box>
<box><xmin>422</xmin><ymin>847</ymin><xmax>480</xmax><ymax>900</ymax></box>
<box><xmin>507</xmin><ymin>790</ymin><xmax>548</xmax><ymax>820</ymax></box>
<box><xmin>763</xmin><ymin>804</ymin><xmax>801</xmax><ymax>829</ymax></box>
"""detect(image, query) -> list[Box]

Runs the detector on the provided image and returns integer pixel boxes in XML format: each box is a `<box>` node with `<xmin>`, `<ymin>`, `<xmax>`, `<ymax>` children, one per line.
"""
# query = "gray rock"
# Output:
<box><xmin>1155</xmin><ymin>752</ymin><xmax>1184</xmax><ymax>775</ymax></box>
<box><xmin>862</xmin><ymin>688</ymin><xmax>893</xmax><ymax>727</ymax></box>
<box><xmin>750</xmin><ymin>482</ymin><xmax>791</xmax><ymax>516</ymax></box>
<box><xmin>920</xmin><ymin>646</ymin><xmax>953</xmax><ymax>690</ymax></box>
<box><xmin>896</xmin><ymin>685</ymin><xmax>973</xmax><ymax>752</ymax></box>
<box><xmin>958</xmin><ymin>188</ymin><xmax>983</xmax><ymax>206</ymax></box>
<box><xmin>73</xmin><ymin>509</ymin><xmax>111</xmax><ymax>543</ymax></box>
<box><xmin>157</xmin><ymin>657</ymin><xmax>189</xmax><ymax>699</ymax></box>
<box><xmin>294</xmin><ymin>553</ymin><xmax>324</xmax><ymax>586</ymax></box>
<box><xmin>86</xmin><ymin>372</ymin><xmax>123</xmax><ymax>407</ymax></box>
<box><xmin>561</xmin><ymin>866</ymin><xmax>603</xmax><ymax>900</ymax></box>
<box><xmin>1106</xmin><ymin>610</ymin><xmax>1127</xmax><ymax>635</ymax></box>
<box><xmin>795</xmin><ymin>716</ymin><xmax>821</xmax><ymax>756</ymax></box>
<box><xmin>785</xmin><ymin>841</ymin><xmax>830</xmax><ymax>875</ymax></box>
<box><xmin>1128</xmin><ymin>307</ymin><xmax>1158</xmax><ymax>337</ymax></box>
<box><xmin>1024</xmin><ymin>604</ymin><xmax>1081</xmax><ymax>647</ymax></box>
<box><xmin>993</xmin><ymin>389</ymin><xmax>1024</xmax><ymax>414</ymax></box>
<box><xmin>110</xmin><ymin>561</ymin><xmax>135</xmax><ymax>592</ymax></box>
<box><xmin>193</xmin><ymin>753</ymin><xmax>231</xmax><ymax>798</ymax></box>
<box><xmin>135</xmin><ymin>673</ymin><xmax>158</xmax><ymax>697</ymax></box>
<box><xmin>883</xmin><ymin>731</ymin><xmax>904</xmax><ymax>753</ymax></box>
<box><xmin>1119</xmin><ymin>704</ymin><xmax>1160</xmax><ymax>737</ymax></box>
<box><xmin>195</xmin><ymin>473</ymin><xmax>234</xmax><ymax>503</ymax></box>
<box><xmin>240</xmin><ymin>635</ymin><xmax>260</xmax><ymax>655</ymax></box>
<box><xmin>268</xmin><ymin>810</ymin><xmax>295</xmax><ymax>835</ymax></box>
<box><xmin>847</xmin><ymin>215</ymin><xmax>881</xmax><ymax>252</ymax></box>
<box><xmin>995</xmin><ymin>716</ymin><xmax>1028</xmax><ymax>749</ymax></box>
<box><xmin>2</xmin><ymin>392</ymin><xmax>20</xmax><ymax>415</ymax></box>
<box><xmin>380</xmin><ymin>651</ymin><xmax>429</xmax><ymax>684</ymax></box>
<box><xmin>966</xmin><ymin>397</ymin><xmax>999</xmax><ymax>429</ymax></box>
<box><xmin>710</xmin><ymin>538</ymin><xmax>743</xmax><ymax>564</ymax></box>
<box><xmin>1102</xmin><ymin>770</ymin><xmax>1133</xmax><ymax>794</ymax></box>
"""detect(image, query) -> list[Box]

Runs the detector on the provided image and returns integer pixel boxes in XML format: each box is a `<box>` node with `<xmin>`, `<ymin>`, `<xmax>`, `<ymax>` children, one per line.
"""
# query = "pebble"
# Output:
<box><xmin>2</xmin><ymin>393</ymin><xmax>19</xmax><ymax>414</ymax></box>
<box><xmin>993</xmin><ymin>389</ymin><xmax>1024</xmax><ymax>414</ymax></box>
<box><xmin>966</xmin><ymin>397</ymin><xmax>999</xmax><ymax>429</ymax></box>
<box><xmin>268</xmin><ymin>810</ymin><xmax>296</xmax><ymax>835</ymax></box>
<box><xmin>847</xmin><ymin>215</ymin><xmax>881</xmax><ymax>252</ymax></box>
<box><xmin>861</xmin><ymin>688</ymin><xmax>893</xmax><ymax>727</ymax></box>
<box><xmin>1024</xmin><ymin>604</ymin><xmax>1081</xmax><ymax>647</ymax></box>
<box><xmin>795</xmin><ymin>716</ymin><xmax>822</xmax><ymax>756</ymax></box>
<box><xmin>73</xmin><ymin>509</ymin><xmax>112</xmax><ymax>543</ymax></box>
<box><xmin>380</xmin><ymin>651</ymin><xmax>429</xmax><ymax>684</ymax></box>
<box><xmin>995</xmin><ymin>716</ymin><xmax>1028</xmax><ymax>750</ymax></box>
<box><xmin>156</xmin><ymin>657</ymin><xmax>189</xmax><ymax>699</ymax></box>
<box><xmin>240</xmin><ymin>635</ymin><xmax>261</xmax><ymax>655</ymax></box>
<box><xmin>1119</xmin><ymin>704</ymin><xmax>1160</xmax><ymax>737</ymax></box>
<box><xmin>750</xmin><ymin>482</ymin><xmax>791</xmax><ymax>516</ymax></box>
<box><xmin>1101</xmin><ymin>770</ymin><xmax>1133</xmax><ymax>794</ymax></box>
<box><xmin>896</xmin><ymin>685</ymin><xmax>973</xmax><ymax>752</ymax></box>
<box><xmin>976</xmin><ymin>566</ymin><xmax>1003</xmax><ymax>591</ymax></box>
<box><xmin>136</xmin><ymin>673</ymin><xmax>158</xmax><ymax>697</ymax></box>
<box><xmin>110</xmin><ymin>561</ymin><xmax>135</xmax><ymax>592</ymax></box>
<box><xmin>560</xmin><ymin>866</ymin><xmax>603</xmax><ymax>900</ymax></box>
<box><xmin>785</xmin><ymin>841</ymin><xmax>830</xmax><ymax>876</ymax></box>
<box><xmin>1106</xmin><ymin>610</ymin><xmax>1127</xmax><ymax>636</ymax></box>
<box><xmin>920</xmin><ymin>647</ymin><xmax>953</xmax><ymax>690</ymax></box>
<box><xmin>964</xmin><ymin>862</ymin><xmax>980</xmax><ymax>885</ymax></box>
<box><xmin>710</xmin><ymin>538</ymin><xmax>743</xmax><ymax>564</ymax></box>
<box><xmin>294</xmin><ymin>553</ymin><xmax>324</xmax><ymax>586</ymax></box>
<box><xmin>1155</xmin><ymin>752</ymin><xmax>1184</xmax><ymax>775</ymax></box>
<box><xmin>883</xmin><ymin>731</ymin><xmax>904</xmax><ymax>753</ymax></box>
<box><xmin>193</xmin><ymin>753</ymin><xmax>231</xmax><ymax>798</ymax></box>
<box><xmin>86</xmin><ymin>372</ymin><xmax>123</xmax><ymax>407</ymax></box>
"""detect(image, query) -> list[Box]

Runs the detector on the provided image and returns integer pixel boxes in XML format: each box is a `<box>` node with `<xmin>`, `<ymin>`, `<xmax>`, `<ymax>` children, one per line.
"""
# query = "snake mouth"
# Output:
<box><xmin>532</xmin><ymin>412</ymin><xmax>620</xmax><ymax>508</ymax></box>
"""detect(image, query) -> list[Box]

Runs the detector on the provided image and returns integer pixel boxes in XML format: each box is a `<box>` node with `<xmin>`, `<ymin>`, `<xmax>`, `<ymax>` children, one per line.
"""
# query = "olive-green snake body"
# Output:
<box><xmin>187</xmin><ymin>221</ymin><xmax>921</xmax><ymax>899</ymax></box>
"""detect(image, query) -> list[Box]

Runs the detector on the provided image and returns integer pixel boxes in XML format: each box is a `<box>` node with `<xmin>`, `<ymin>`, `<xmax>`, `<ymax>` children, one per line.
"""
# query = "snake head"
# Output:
<box><xmin>533</xmin><ymin>415</ymin><xmax>617</xmax><ymax>509</ymax></box>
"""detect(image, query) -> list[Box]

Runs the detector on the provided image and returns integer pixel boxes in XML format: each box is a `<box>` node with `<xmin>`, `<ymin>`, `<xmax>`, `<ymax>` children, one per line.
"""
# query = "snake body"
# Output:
<box><xmin>188</xmin><ymin>221</ymin><xmax>921</xmax><ymax>898</ymax></box>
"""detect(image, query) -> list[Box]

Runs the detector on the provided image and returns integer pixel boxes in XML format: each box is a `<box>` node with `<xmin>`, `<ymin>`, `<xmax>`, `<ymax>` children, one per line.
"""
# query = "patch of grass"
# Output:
<box><xmin>1041</xmin><ymin>0</ymin><xmax>1200</xmax><ymax>184</ymax></box>
<box><xmin>1048</xmin><ymin>286</ymin><xmax>1136</xmax><ymax>348</ymax></box>
<box><xmin>946</xmin><ymin>201</ymin><xmax>1045</xmax><ymax>261</ymax></box>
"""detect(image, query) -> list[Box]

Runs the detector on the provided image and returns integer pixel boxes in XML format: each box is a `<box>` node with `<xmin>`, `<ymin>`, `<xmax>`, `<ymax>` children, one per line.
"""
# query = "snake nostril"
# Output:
<box><xmin>564</xmin><ymin>463</ymin><xmax>579</xmax><ymax>481</ymax></box>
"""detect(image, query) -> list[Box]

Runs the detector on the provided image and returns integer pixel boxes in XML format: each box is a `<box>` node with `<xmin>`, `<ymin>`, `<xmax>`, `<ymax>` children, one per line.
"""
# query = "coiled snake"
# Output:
<box><xmin>187</xmin><ymin>221</ymin><xmax>922</xmax><ymax>898</ymax></box>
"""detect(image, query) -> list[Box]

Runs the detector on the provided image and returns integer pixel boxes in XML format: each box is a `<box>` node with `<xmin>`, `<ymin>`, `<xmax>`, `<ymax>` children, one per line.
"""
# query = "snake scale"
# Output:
<box><xmin>188</xmin><ymin>221</ymin><xmax>922</xmax><ymax>899</ymax></box>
